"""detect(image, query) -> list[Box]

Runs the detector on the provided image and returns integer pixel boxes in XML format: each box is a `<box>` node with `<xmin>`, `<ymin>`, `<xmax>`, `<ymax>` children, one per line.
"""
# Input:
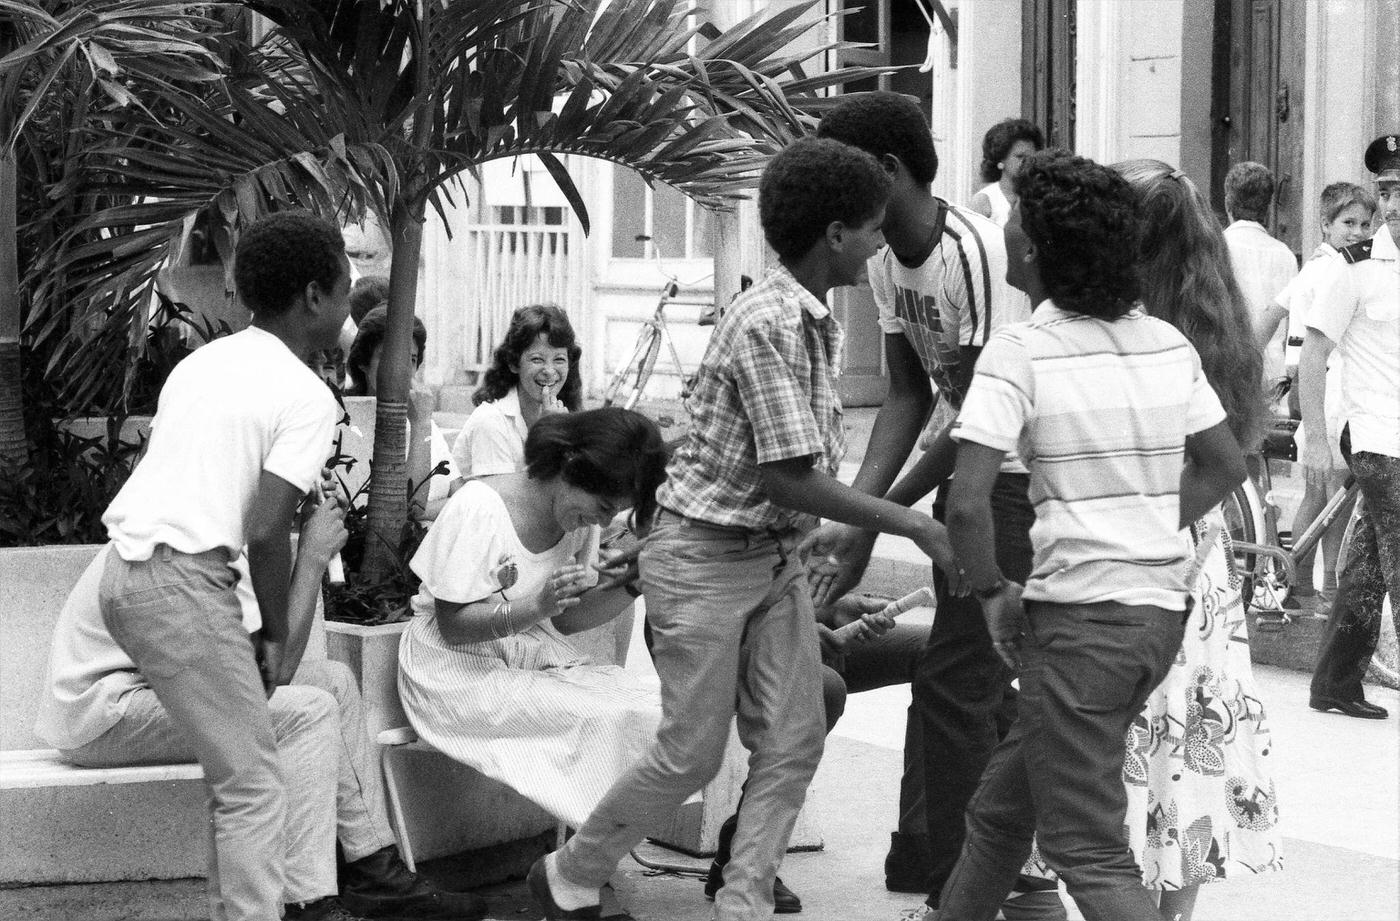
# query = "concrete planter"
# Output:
<box><xmin>323</xmin><ymin>620</ymin><xmax>557</xmax><ymax>872</ymax></box>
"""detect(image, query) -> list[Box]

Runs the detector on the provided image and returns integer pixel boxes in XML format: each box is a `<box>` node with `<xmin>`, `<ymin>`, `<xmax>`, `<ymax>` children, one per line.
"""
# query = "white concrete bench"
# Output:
<box><xmin>0</xmin><ymin>543</ymin><xmax>327</xmax><ymax>885</ymax></box>
<box><xmin>0</xmin><ymin>750</ymin><xmax>203</xmax><ymax>790</ymax></box>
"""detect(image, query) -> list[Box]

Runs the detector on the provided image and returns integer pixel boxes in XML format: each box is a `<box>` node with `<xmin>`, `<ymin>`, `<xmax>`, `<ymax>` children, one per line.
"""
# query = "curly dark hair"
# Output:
<box><xmin>474</xmin><ymin>304</ymin><xmax>583</xmax><ymax>411</ymax></box>
<box><xmin>759</xmin><ymin>137</ymin><xmax>890</xmax><ymax>261</ymax></box>
<box><xmin>233</xmin><ymin>210</ymin><xmax>346</xmax><ymax>317</ymax></box>
<box><xmin>816</xmin><ymin>91</ymin><xmax>939</xmax><ymax>185</ymax></box>
<box><xmin>979</xmin><ymin>118</ymin><xmax>1046</xmax><ymax>183</ymax></box>
<box><xmin>348</xmin><ymin>275</ymin><xmax>391</xmax><ymax>326</ymax></box>
<box><xmin>1114</xmin><ymin>159</ymin><xmax>1267</xmax><ymax>451</ymax></box>
<box><xmin>1224</xmin><ymin>161</ymin><xmax>1275</xmax><ymax>223</ymax></box>
<box><xmin>525</xmin><ymin>408</ymin><xmax>668</xmax><ymax>531</ymax></box>
<box><xmin>1012</xmin><ymin>150</ymin><xmax>1141</xmax><ymax>320</ymax></box>
<box><xmin>346</xmin><ymin>306</ymin><xmax>426</xmax><ymax>397</ymax></box>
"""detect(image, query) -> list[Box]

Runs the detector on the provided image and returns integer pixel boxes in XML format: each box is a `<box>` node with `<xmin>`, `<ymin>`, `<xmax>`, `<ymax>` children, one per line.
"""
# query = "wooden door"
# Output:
<box><xmin>1022</xmin><ymin>0</ymin><xmax>1076</xmax><ymax>150</ymax></box>
<box><xmin>1213</xmin><ymin>0</ymin><xmax>1305</xmax><ymax>253</ymax></box>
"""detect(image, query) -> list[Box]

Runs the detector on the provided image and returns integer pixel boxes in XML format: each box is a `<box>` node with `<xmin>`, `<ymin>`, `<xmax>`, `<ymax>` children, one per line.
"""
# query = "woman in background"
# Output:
<box><xmin>452</xmin><ymin>303</ymin><xmax>583</xmax><ymax>478</ymax></box>
<box><xmin>969</xmin><ymin>118</ymin><xmax>1045</xmax><ymax>227</ymax></box>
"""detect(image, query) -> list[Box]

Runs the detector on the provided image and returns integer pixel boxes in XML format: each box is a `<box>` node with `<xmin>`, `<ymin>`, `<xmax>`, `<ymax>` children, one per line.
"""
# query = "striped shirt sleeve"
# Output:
<box><xmin>951</xmin><ymin>329</ymin><xmax>1032</xmax><ymax>453</ymax></box>
<box><xmin>944</xmin><ymin>212</ymin><xmax>996</xmax><ymax>348</ymax></box>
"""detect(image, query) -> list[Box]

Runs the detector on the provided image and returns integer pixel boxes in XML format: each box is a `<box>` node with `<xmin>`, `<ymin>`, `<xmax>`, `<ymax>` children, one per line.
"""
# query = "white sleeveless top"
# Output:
<box><xmin>977</xmin><ymin>182</ymin><xmax>1012</xmax><ymax>227</ymax></box>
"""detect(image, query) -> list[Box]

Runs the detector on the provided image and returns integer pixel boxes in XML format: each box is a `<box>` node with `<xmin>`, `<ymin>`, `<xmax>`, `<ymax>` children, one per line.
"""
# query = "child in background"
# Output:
<box><xmin>1257</xmin><ymin>182</ymin><xmax>1377</xmax><ymax>607</ymax></box>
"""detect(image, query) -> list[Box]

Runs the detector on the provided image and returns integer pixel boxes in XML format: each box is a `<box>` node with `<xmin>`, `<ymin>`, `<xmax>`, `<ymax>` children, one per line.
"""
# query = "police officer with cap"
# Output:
<box><xmin>1303</xmin><ymin>133</ymin><xmax>1400</xmax><ymax>719</ymax></box>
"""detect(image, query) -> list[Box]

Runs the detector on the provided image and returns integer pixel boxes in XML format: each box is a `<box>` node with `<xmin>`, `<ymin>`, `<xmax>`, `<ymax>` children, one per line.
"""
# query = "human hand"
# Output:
<box><xmin>1302</xmin><ymin>435</ymin><xmax>1335</xmax><ymax>491</ymax></box>
<box><xmin>540</xmin><ymin>380</ymin><xmax>566</xmax><ymax>415</ymax></box>
<box><xmin>300</xmin><ymin>496</ymin><xmax>349</xmax><ymax>568</ymax></box>
<box><xmin>982</xmin><ymin>581</ymin><xmax>1027</xmax><ymax>670</ymax></box>
<box><xmin>255</xmin><ymin>637</ymin><xmax>285</xmax><ymax>698</ymax></box>
<box><xmin>408</xmin><ymin>385</ymin><xmax>435</xmax><ymax>425</ymax></box>
<box><xmin>912</xmin><ymin>518</ymin><xmax>967</xmax><ymax>596</ymax></box>
<box><xmin>540</xmin><ymin>563</ymin><xmax>591</xmax><ymax>614</ymax></box>
<box><xmin>799</xmin><ymin>523</ymin><xmax>877</xmax><ymax>607</ymax></box>
<box><xmin>593</xmin><ymin>543</ymin><xmax>641</xmax><ymax>592</ymax></box>
<box><xmin>817</xmin><ymin>623</ymin><xmax>847</xmax><ymax>664</ymax></box>
<box><xmin>818</xmin><ymin>593</ymin><xmax>889</xmax><ymax>629</ymax></box>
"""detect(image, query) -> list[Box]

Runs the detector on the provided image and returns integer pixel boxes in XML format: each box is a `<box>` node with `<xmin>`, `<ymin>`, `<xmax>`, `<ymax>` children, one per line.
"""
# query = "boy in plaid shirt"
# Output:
<box><xmin>530</xmin><ymin>138</ymin><xmax>956</xmax><ymax>921</ymax></box>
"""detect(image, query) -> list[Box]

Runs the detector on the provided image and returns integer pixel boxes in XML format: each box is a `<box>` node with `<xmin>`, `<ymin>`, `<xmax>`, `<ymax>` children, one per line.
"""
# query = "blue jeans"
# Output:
<box><xmin>938</xmin><ymin>600</ymin><xmax>1187</xmax><ymax>921</ymax></box>
<box><xmin>96</xmin><ymin>545</ymin><xmax>286</xmax><ymax>921</ymax></box>
<box><xmin>556</xmin><ymin>510</ymin><xmax>825</xmax><ymax>920</ymax></box>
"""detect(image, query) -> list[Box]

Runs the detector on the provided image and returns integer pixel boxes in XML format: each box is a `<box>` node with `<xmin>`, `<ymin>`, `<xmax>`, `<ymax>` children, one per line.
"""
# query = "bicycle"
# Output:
<box><xmin>1222</xmin><ymin>415</ymin><xmax>1360</xmax><ymax>621</ymax></box>
<box><xmin>600</xmin><ymin>235</ymin><xmax>751</xmax><ymax>425</ymax></box>
<box><xmin>600</xmin><ymin>235</ymin><xmax>715</xmax><ymax>420</ymax></box>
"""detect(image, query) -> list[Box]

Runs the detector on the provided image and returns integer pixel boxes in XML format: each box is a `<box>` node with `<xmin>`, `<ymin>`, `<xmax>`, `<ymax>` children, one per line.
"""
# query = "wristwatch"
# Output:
<box><xmin>972</xmin><ymin>577</ymin><xmax>1007</xmax><ymax>601</ymax></box>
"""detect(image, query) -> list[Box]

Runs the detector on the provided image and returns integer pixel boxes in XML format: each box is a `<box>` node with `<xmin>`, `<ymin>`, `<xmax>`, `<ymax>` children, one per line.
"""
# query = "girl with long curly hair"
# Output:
<box><xmin>1113</xmin><ymin>159</ymin><xmax>1280</xmax><ymax>921</ymax></box>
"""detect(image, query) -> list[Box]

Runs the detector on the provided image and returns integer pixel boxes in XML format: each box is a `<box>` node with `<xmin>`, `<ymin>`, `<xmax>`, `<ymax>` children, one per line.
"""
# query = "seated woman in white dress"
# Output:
<box><xmin>453</xmin><ymin>303</ymin><xmax>583</xmax><ymax>478</ymax></box>
<box><xmin>398</xmin><ymin>408</ymin><xmax>668</xmax><ymax>827</ymax></box>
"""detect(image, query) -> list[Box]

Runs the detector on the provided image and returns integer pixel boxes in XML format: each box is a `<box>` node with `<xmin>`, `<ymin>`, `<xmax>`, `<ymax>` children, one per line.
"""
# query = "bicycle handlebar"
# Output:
<box><xmin>635</xmin><ymin>234</ymin><xmax>715</xmax><ymax>289</ymax></box>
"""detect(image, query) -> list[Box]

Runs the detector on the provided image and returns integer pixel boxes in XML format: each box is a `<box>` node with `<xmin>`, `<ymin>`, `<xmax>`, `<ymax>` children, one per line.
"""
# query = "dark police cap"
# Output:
<box><xmin>1364</xmin><ymin>133</ymin><xmax>1400</xmax><ymax>182</ymax></box>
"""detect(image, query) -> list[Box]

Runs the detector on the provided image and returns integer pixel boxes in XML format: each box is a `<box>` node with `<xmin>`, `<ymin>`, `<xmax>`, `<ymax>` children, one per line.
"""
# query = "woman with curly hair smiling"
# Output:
<box><xmin>451</xmin><ymin>303</ymin><xmax>583</xmax><ymax>479</ymax></box>
<box><xmin>936</xmin><ymin>149</ymin><xmax>1246</xmax><ymax>921</ymax></box>
<box><xmin>1112</xmin><ymin>159</ymin><xmax>1278</xmax><ymax>921</ymax></box>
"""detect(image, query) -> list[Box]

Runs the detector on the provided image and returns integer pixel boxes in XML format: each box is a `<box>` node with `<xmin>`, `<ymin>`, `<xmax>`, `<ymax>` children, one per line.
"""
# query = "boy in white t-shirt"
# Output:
<box><xmin>83</xmin><ymin>211</ymin><xmax>351</xmax><ymax>921</ymax></box>
<box><xmin>937</xmin><ymin>151</ymin><xmax>1245</xmax><ymax>921</ymax></box>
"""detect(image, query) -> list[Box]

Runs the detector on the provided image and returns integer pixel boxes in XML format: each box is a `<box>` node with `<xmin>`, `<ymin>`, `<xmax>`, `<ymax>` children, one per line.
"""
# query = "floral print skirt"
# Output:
<box><xmin>1122</xmin><ymin>509</ymin><xmax>1284</xmax><ymax>888</ymax></box>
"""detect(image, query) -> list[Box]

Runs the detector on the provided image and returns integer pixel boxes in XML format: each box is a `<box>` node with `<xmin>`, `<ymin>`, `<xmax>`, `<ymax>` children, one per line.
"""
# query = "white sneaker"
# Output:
<box><xmin>897</xmin><ymin>906</ymin><xmax>936</xmax><ymax>921</ymax></box>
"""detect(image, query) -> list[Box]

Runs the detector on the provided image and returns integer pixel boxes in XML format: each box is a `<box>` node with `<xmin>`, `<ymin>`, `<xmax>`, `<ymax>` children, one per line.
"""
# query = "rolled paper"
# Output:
<box><xmin>326</xmin><ymin>554</ymin><xmax>345</xmax><ymax>586</ymax></box>
<box><xmin>829</xmin><ymin>586</ymin><xmax>935</xmax><ymax>646</ymax></box>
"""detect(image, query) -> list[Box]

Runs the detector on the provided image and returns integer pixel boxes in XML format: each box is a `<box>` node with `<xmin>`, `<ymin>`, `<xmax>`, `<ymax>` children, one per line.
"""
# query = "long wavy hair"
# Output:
<box><xmin>1112</xmin><ymin>159</ymin><xmax>1267</xmax><ymax>451</ymax></box>
<box><xmin>474</xmin><ymin>303</ymin><xmax>583</xmax><ymax>411</ymax></box>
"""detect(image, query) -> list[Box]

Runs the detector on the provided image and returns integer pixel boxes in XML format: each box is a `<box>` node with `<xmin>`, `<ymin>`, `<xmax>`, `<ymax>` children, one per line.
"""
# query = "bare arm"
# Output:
<box><xmin>759</xmin><ymin>457</ymin><xmax>953</xmax><ymax>575</ymax></box>
<box><xmin>246</xmin><ymin>472</ymin><xmax>305</xmax><ymax>695</ymax></box>
<box><xmin>851</xmin><ymin>333</ymin><xmax>935</xmax><ymax>496</ymax></box>
<box><xmin>274</xmin><ymin>498</ymin><xmax>347</xmax><ymax>684</ymax></box>
<box><xmin>946</xmin><ymin>441</ymin><xmax>1008</xmax><ymax>591</ymax></box>
<box><xmin>1254</xmin><ymin>303</ymin><xmax>1289</xmax><ymax>353</ymax></box>
<box><xmin>433</xmin><ymin>560</ymin><xmax>627</xmax><ymax>644</ymax></box>
<box><xmin>1179</xmin><ymin>420</ymin><xmax>1247</xmax><ymax>528</ymax></box>
<box><xmin>968</xmin><ymin>189</ymin><xmax>994</xmax><ymax>220</ymax></box>
<box><xmin>947</xmin><ymin>441</ymin><xmax>1027</xmax><ymax>669</ymax></box>
<box><xmin>1298</xmin><ymin>328</ymin><xmax>1338</xmax><ymax>489</ymax></box>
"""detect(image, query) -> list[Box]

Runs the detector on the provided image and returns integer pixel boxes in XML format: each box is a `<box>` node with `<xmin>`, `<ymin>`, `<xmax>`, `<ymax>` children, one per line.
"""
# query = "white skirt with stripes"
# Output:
<box><xmin>398</xmin><ymin>614</ymin><xmax>662</xmax><ymax>827</ymax></box>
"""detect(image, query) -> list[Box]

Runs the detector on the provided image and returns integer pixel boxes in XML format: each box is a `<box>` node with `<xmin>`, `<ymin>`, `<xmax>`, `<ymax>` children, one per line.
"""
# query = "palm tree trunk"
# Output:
<box><xmin>359</xmin><ymin>198</ymin><xmax>424</xmax><ymax>582</ymax></box>
<box><xmin>0</xmin><ymin>149</ymin><xmax>28</xmax><ymax>473</ymax></box>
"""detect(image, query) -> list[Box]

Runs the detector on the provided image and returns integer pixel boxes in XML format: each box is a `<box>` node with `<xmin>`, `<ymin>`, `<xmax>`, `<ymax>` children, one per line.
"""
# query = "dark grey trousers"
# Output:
<box><xmin>938</xmin><ymin>599</ymin><xmax>1187</xmax><ymax>921</ymax></box>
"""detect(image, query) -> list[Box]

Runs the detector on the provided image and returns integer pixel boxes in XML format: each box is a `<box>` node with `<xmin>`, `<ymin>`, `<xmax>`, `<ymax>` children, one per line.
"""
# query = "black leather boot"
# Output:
<box><xmin>340</xmin><ymin>845</ymin><xmax>487</xmax><ymax>920</ymax></box>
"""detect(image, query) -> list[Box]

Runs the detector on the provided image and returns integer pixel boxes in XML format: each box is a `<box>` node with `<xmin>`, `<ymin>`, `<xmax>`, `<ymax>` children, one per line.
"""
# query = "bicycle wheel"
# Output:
<box><xmin>1221</xmin><ymin>481</ymin><xmax>1259</xmax><ymax>609</ymax></box>
<box><xmin>602</xmin><ymin>324</ymin><xmax>662</xmax><ymax>410</ymax></box>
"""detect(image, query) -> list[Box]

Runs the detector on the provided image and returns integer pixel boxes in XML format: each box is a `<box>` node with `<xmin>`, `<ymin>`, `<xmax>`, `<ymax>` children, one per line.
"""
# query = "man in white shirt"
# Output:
<box><xmin>1222</xmin><ymin>161</ymin><xmax>1299</xmax><ymax>395</ymax></box>
<box><xmin>1305</xmin><ymin>134</ymin><xmax>1400</xmax><ymax>720</ymax></box>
